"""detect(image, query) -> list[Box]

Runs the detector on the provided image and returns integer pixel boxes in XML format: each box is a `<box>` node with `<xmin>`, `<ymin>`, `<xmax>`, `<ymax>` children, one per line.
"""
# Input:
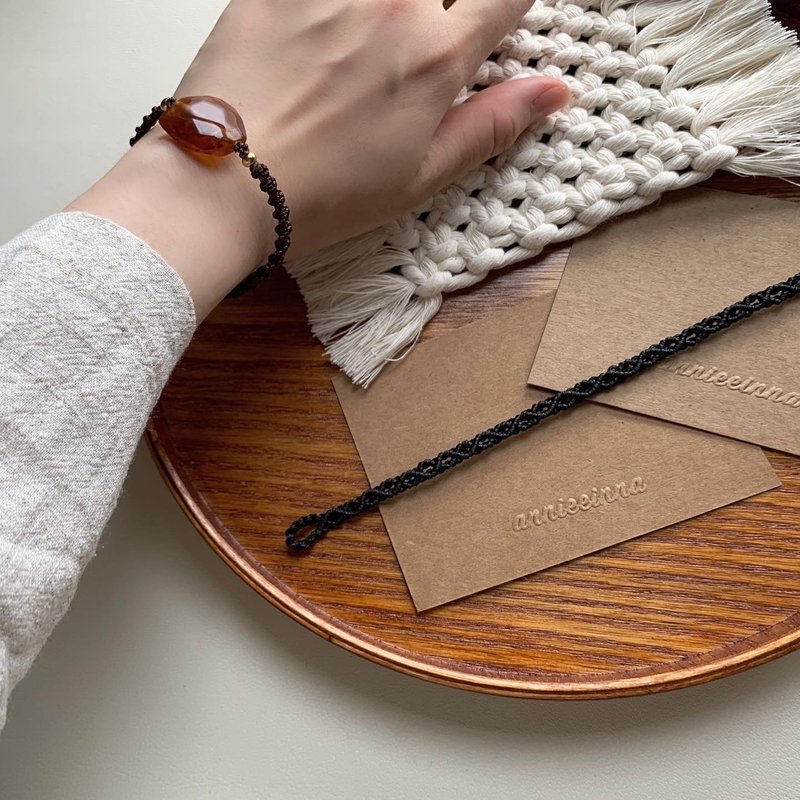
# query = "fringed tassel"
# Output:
<box><xmin>693</xmin><ymin>52</ymin><xmax>800</xmax><ymax>177</ymax></box>
<box><xmin>288</xmin><ymin>0</ymin><xmax>800</xmax><ymax>387</ymax></box>
<box><xmin>286</xmin><ymin>230</ymin><xmax>444</xmax><ymax>385</ymax></box>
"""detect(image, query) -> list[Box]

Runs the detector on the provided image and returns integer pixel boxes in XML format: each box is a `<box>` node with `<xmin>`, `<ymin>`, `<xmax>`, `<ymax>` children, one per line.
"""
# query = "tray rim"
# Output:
<box><xmin>145</xmin><ymin>418</ymin><xmax>800</xmax><ymax>700</ymax></box>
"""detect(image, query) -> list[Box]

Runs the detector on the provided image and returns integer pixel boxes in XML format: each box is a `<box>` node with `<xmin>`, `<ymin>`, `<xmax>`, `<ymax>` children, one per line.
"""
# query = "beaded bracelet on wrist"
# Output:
<box><xmin>129</xmin><ymin>95</ymin><xmax>291</xmax><ymax>294</ymax></box>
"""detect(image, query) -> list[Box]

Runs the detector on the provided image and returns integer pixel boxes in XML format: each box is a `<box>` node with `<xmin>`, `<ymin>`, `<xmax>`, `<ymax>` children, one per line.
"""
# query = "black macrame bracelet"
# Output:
<box><xmin>285</xmin><ymin>270</ymin><xmax>800</xmax><ymax>552</ymax></box>
<box><xmin>130</xmin><ymin>96</ymin><xmax>291</xmax><ymax>294</ymax></box>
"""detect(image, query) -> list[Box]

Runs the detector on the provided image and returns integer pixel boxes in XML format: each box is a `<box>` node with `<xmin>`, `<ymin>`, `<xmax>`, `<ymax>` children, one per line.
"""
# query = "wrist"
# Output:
<box><xmin>67</xmin><ymin>131</ymin><xmax>274</xmax><ymax>319</ymax></box>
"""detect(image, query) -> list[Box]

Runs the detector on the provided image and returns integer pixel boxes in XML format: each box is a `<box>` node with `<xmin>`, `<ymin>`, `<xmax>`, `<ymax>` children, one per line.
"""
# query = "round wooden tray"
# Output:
<box><xmin>147</xmin><ymin>180</ymin><xmax>800</xmax><ymax>697</ymax></box>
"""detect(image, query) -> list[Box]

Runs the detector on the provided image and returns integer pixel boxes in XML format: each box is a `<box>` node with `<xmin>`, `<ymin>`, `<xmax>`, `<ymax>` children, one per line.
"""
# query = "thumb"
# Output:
<box><xmin>419</xmin><ymin>77</ymin><xmax>570</xmax><ymax>193</ymax></box>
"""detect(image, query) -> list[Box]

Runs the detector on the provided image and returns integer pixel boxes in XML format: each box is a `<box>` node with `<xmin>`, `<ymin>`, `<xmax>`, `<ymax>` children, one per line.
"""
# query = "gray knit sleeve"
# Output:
<box><xmin>0</xmin><ymin>211</ymin><xmax>196</xmax><ymax>730</ymax></box>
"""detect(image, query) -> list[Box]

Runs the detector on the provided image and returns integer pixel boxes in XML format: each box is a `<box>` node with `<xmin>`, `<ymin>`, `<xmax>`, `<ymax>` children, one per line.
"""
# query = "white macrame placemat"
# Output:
<box><xmin>287</xmin><ymin>0</ymin><xmax>800</xmax><ymax>386</ymax></box>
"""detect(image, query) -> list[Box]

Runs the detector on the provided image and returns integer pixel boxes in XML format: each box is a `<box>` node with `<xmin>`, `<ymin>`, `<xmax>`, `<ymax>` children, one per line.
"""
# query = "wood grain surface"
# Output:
<box><xmin>147</xmin><ymin>2</ymin><xmax>800</xmax><ymax>698</ymax></box>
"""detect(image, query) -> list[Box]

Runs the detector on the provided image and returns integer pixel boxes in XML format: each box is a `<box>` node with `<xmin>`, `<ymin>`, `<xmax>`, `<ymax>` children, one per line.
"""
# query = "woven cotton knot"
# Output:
<box><xmin>415</xmin><ymin>270</ymin><xmax>453</xmax><ymax>299</ymax></box>
<box><xmin>290</xmin><ymin>0</ymin><xmax>800</xmax><ymax>387</ymax></box>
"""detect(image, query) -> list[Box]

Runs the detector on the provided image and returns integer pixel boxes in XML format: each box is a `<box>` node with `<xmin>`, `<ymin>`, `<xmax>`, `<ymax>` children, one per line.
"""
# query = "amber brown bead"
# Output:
<box><xmin>159</xmin><ymin>96</ymin><xmax>246</xmax><ymax>157</ymax></box>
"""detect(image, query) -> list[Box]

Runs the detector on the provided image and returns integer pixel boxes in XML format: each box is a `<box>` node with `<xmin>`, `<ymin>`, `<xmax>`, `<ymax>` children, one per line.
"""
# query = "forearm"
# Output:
<box><xmin>0</xmin><ymin>0</ymin><xmax>569</xmax><ymax>733</ymax></box>
<box><xmin>0</xmin><ymin>212</ymin><xmax>194</xmax><ymax>728</ymax></box>
<box><xmin>66</xmin><ymin>134</ymin><xmax>275</xmax><ymax>320</ymax></box>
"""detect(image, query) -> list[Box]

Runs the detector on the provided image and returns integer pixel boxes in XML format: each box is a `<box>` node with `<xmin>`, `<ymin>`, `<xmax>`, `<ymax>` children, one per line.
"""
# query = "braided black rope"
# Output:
<box><xmin>286</xmin><ymin>270</ymin><xmax>800</xmax><ymax>552</ymax></box>
<box><xmin>230</xmin><ymin>141</ymin><xmax>292</xmax><ymax>295</ymax></box>
<box><xmin>130</xmin><ymin>101</ymin><xmax>170</xmax><ymax>147</ymax></box>
<box><xmin>129</xmin><ymin>97</ymin><xmax>291</xmax><ymax>295</ymax></box>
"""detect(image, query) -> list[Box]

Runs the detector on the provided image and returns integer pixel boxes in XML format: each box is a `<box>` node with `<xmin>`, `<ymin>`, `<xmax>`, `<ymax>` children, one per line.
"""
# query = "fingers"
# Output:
<box><xmin>417</xmin><ymin>77</ymin><xmax>570</xmax><ymax>194</ymax></box>
<box><xmin>445</xmin><ymin>0</ymin><xmax>533</xmax><ymax>60</ymax></box>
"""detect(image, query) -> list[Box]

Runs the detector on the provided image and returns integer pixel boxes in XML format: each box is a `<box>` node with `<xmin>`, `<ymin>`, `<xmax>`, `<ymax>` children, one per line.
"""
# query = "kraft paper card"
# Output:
<box><xmin>529</xmin><ymin>189</ymin><xmax>800</xmax><ymax>455</ymax></box>
<box><xmin>334</xmin><ymin>293</ymin><xmax>779</xmax><ymax>611</ymax></box>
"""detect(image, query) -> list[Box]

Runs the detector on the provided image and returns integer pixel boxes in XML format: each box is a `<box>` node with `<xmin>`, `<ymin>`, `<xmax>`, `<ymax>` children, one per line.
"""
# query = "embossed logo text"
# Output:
<box><xmin>512</xmin><ymin>477</ymin><xmax>647</xmax><ymax>532</ymax></box>
<box><xmin>660</xmin><ymin>359</ymin><xmax>800</xmax><ymax>408</ymax></box>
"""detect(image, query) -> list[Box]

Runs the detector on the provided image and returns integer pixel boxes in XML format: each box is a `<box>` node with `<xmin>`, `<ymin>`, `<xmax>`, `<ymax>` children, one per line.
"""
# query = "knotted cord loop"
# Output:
<box><xmin>285</xmin><ymin>271</ymin><xmax>800</xmax><ymax>552</ymax></box>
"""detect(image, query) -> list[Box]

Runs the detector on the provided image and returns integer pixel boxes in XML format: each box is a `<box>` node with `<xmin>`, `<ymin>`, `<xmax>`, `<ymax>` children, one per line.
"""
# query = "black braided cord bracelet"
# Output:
<box><xmin>130</xmin><ymin>97</ymin><xmax>291</xmax><ymax>295</ymax></box>
<box><xmin>285</xmin><ymin>270</ymin><xmax>800</xmax><ymax>552</ymax></box>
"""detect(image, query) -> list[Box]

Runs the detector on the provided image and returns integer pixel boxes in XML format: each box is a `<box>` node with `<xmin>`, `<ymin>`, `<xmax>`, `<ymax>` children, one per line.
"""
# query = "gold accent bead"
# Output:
<box><xmin>241</xmin><ymin>151</ymin><xmax>257</xmax><ymax>167</ymax></box>
<box><xmin>160</xmin><ymin>97</ymin><xmax>172</xmax><ymax>111</ymax></box>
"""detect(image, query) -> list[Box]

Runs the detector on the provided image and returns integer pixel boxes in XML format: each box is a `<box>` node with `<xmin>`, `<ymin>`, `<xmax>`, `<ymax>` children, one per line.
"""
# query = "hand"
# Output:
<box><xmin>69</xmin><ymin>0</ymin><xmax>569</xmax><ymax>319</ymax></box>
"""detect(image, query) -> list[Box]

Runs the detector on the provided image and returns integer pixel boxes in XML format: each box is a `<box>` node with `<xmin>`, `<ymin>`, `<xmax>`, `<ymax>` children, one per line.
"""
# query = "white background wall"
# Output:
<box><xmin>2</xmin><ymin>1</ymin><xmax>800</xmax><ymax>797</ymax></box>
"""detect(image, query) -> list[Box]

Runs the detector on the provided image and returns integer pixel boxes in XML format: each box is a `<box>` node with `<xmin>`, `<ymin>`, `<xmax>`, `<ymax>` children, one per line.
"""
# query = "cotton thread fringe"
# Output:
<box><xmin>287</xmin><ymin>0</ymin><xmax>800</xmax><ymax>386</ymax></box>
